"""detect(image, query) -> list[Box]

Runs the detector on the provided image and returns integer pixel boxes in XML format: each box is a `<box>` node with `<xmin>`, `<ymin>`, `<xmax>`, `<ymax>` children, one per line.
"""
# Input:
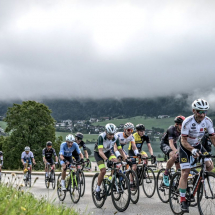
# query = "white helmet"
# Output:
<box><xmin>66</xmin><ymin>134</ymin><xmax>75</xmax><ymax>142</ymax></box>
<box><xmin>105</xmin><ymin>123</ymin><xmax>117</xmax><ymax>134</ymax></box>
<box><xmin>124</xmin><ymin>122</ymin><xmax>134</xmax><ymax>130</ymax></box>
<box><xmin>192</xmin><ymin>99</ymin><xmax>209</xmax><ymax>111</ymax></box>
<box><xmin>25</xmin><ymin>146</ymin><xmax>30</xmax><ymax>151</ymax></box>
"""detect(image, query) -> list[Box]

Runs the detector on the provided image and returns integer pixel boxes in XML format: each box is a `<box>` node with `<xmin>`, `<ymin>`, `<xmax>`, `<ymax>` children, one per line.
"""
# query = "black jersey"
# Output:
<box><xmin>161</xmin><ymin>125</ymin><xmax>181</xmax><ymax>145</ymax></box>
<box><xmin>42</xmin><ymin>148</ymin><xmax>57</xmax><ymax>159</ymax></box>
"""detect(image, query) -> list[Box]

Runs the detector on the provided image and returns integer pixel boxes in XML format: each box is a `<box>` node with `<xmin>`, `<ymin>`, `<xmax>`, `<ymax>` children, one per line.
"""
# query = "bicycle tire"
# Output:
<box><xmin>57</xmin><ymin>173</ymin><xmax>66</xmax><ymax>201</ymax></box>
<box><xmin>157</xmin><ymin>168</ymin><xmax>169</xmax><ymax>203</ymax></box>
<box><xmin>45</xmin><ymin>173</ymin><xmax>50</xmax><ymax>189</ymax></box>
<box><xmin>70</xmin><ymin>171</ymin><xmax>81</xmax><ymax>203</ymax></box>
<box><xmin>51</xmin><ymin>170</ymin><xmax>56</xmax><ymax>190</ymax></box>
<box><xmin>197</xmin><ymin>171</ymin><xmax>215</xmax><ymax>215</ymax></box>
<box><xmin>126</xmin><ymin>170</ymin><xmax>139</xmax><ymax>204</ymax></box>
<box><xmin>79</xmin><ymin>171</ymin><xmax>85</xmax><ymax>197</ymax></box>
<box><xmin>142</xmin><ymin>167</ymin><xmax>156</xmax><ymax>198</ymax></box>
<box><xmin>91</xmin><ymin>173</ymin><xmax>106</xmax><ymax>208</ymax></box>
<box><xmin>111</xmin><ymin>172</ymin><xmax>131</xmax><ymax>212</ymax></box>
<box><xmin>169</xmin><ymin>172</ymin><xmax>183</xmax><ymax>215</ymax></box>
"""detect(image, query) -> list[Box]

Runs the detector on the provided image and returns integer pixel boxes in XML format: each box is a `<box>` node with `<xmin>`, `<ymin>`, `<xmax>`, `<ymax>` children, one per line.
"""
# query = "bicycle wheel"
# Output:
<box><xmin>79</xmin><ymin>171</ymin><xmax>85</xmax><ymax>197</ymax></box>
<box><xmin>45</xmin><ymin>173</ymin><xmax>50</xmax><ymax>189</ymax></box>
<box><xmin>142</xmin><ymin>167</ymin><xmax>156</xmax><ymax>198</ymax></box>
<box><xmin>28</xmin><ymin>172</ymin><xmax>31</xmax><ymax>187</ymax></box>
<box><xmin>198</xmin><ymin>172</ymin><xmax>215</xmax><ymax>215</ymax></box>
<box><xmin>69</xmin><ymin>171</ymin><xmax>81</xmax><ymax>203</ymax></box>
<box><xmin>169</xmin><ymin>172</ymin><xmax>183</xmax><ymax>215</ymax></box>
<box><xmin>57</xmin><ymin>173</ymin><xmax>66</xmax><ymax>201</ymax></box>
<box><xmin>51</xmin><ymin>171</ymin><xmax>55</xmax><ymax>190</ymax></box>
<box><xmin>126</xmin><ymin>170</ymin><xmax>139</xmax><ymax>204</ymax></box>
<box><xmin>24</xmin><ymin>173</ymin><xmax>28</xmax><ymax>187</ymax></box>
<box><xmin>111</xmin><ymin>172</ymin><xmax>131</xmax><ymax>212</ymax></box>
<box><xmin>91</xmin><ymin>173</ymin><xmax>106</xmax><ymax>208</ymax></box>
<box><xmin>157</xmin><ymin>168</ymin><xmax>169</xmax><ymax>203</ymax></box>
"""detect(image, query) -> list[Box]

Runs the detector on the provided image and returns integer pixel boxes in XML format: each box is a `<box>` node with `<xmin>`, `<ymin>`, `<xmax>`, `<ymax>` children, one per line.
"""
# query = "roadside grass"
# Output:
<box><xmin>0</xmin><ymin>177</ymin><xmax>80</xmax><ymax>215</ymax></box>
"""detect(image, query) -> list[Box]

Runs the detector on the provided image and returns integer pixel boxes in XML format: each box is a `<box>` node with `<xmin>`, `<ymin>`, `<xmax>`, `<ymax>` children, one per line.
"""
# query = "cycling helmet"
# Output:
<box><xmin>46</xmin><ymin>141</ymin><xmax>52</xmax><ymax>146</ymax></box>
<box><xmin>25</xmin><ymin>146</ymin><xmax>30</xmax><ymax>151</ymax></box>
<box><xmin>66</xmin><ymin>134</ymin><xmax>75</xmax><ymax>142</ymax></box>
<box><xmin>105</xmin><ymin>123</ymin><xmax>117</xmax><ymax>134</ymax></box>
<box><xmin>124</xmin><ymin>122</ymin><xmax>134</xmax><ymax>130</ymax></box>
<box><xmin>192</xmin><ymin>99</ymin><xmax>209</xmax><ymax>110</ymax></box>
<box><xmin>136</xmin><ymin>124</ymin><xmax>145</xmax><ymax>131</ymax></box>
<box><xmin>0</xmin><ymin>151</ymin><xmax>3</xmax><ymax>155</ymax></box>
<box><xmin>75</xmin><ymin>132</ymin><xmax>83</xmax><ymax>139</ymax></box>
<box><xmin>174</xmin><ymin>115</ymin><xmax>185</xmax><ymax>124</ymax></box>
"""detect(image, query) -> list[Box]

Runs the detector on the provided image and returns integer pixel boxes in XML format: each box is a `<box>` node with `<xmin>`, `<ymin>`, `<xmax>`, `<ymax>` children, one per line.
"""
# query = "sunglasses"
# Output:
<box><xmin>77</xmin><ymin>137</ymin><xmax>82</xmax><ymax>140</ymax></box>
<box><xmin>196</xmin><ymin>110</ymin><xmax>207</xmax><ymax>114</ymax></box>
<box><xmin>67</xmin><ymin>141</ymin><xmax>73</xmax><ymax>144</ymax></box>
<box><xmin>107</xmin><ymin>133</ymin><xmax>115</xmax><ymax>135</ymax></box>
<box><xmin>127</xmin><ymin>129</ymin><xmax>133</xmax><ymax>132</ymax></box>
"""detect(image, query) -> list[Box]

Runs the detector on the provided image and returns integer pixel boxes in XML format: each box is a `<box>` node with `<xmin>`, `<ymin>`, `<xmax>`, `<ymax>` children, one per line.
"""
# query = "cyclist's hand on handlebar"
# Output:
<box><xmin>106</xmin><ymin>159</ymin><xmax>113</xmax><ymax>168</ymax></box>
<box><xmin>192</xmin><ymin>149</ymin><xmax>200</xmax><ymax>158</ymax></box>
<box><xmin>137</xmin><ymin>153</ymin><xmax>142</xmax><ymax>159</ymax></box>
<box><xmin>80</xmin><ymin>158</ymin><xmax>84</xmax><ymax>163</ymax></box>
<box><xmin>86</xmin><ymin>158</ymin><xmax>90</xmax><ymax>163</ymax></box>
<box><xmin>54</xmin><ymin>162</ymin><xmax>58</xmax><ymax>164</ymax></box>
<box><xmin>125</xmin><ymin>159</ymin><xmax>132</xmax><ymax>166</ymax></box>
<box><xmin>117</xmin><ymin>155</ymin><xmax>123</xmax><ymax>160</ymax></box>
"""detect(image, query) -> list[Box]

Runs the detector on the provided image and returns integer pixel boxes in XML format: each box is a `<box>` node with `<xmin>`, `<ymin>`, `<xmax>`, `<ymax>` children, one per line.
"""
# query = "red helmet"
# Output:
<box><xmin>174</xmin><ymin>115</ymin><xmax>185</xmax><ymax>124</ymax></box>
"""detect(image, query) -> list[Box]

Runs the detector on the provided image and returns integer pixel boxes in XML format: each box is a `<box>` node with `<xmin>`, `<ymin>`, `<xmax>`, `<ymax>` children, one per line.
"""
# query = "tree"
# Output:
<box><xmin>3</xmin><ymin>101</ymin><xmax>56</xmax><ymax>169</ymax></box>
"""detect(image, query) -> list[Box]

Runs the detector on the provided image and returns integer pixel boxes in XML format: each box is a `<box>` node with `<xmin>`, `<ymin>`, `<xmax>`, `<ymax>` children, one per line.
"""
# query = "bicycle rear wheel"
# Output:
<box><xmin>157</xmin><ymin>168</ymin><xmax>169</xmax><ymax>203</ymax></box>
<box><xmin>142</xmin><ymin>167</ymin><xmax>156</xmax><ymax>198</ymax></box>
<box><xmin>79</xmin><ymin>171</ymin><xmax>85</xmax><ymax>197</ymax></box>
<box><xmin>70</xmin><ymin>171</ymin><xmax>81</xmax><ymax>203</ymax></box>
<box><xmin>28</xmin><ymin>172</ymin><xmax>31</xmax><ymax>187</ymax></box>
<box><xmin>111</xmin><ymin>172</ymin><xmax>131</xmax><ymax>212</ymax></box>
<box><xmin>57</xmin><ymin>173</ymin><xmax>66</xmax><ymax>201</ymax></box>
<box><xmin>198</xmin><ymin>172</ymin><xmax>215</xmax><ymax>215</ymax></box>
<box><xmin>126</xmin><ymin>170</ymin><xmax>139</xmax><ymax>204</ymax></box>
<box><xmin>91</xmin><ymin>173</ymin><xmax>107</xmax><ymax>208</ymax></box>
<box><xmin>169</xmin><ymin>172</ymin><xmax>183</xmax><ymax>215</ymax></box>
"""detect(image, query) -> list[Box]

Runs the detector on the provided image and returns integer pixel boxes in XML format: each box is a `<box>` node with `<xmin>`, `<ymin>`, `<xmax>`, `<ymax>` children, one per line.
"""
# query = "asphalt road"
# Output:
<box><xmin>2</xmin><ymin>172</ymin><xmax>200</xmax><ymax>215</ymax></box>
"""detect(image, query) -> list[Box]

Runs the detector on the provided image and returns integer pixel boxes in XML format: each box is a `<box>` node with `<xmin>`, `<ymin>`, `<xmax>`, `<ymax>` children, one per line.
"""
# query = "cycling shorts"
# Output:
<box><xmin>60</xmin><ymin>156</ymin><xmax>73</xmax><ymax>165</ymax></box>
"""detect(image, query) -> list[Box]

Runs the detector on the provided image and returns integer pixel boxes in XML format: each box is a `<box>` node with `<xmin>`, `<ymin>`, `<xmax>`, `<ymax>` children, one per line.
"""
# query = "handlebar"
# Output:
<box><xmin>191</xmin><ymin>153</ymin><xmax>215</xmax><ymax>166</ymax></box>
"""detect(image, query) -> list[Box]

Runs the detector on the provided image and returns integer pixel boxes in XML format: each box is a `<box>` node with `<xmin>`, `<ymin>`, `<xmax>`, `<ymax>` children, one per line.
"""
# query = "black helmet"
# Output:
<box><xmin>75</xmin><ymin>132</ymin><xmax>83</xmax><ymax>139</ymax></box>
<box><xmin>0</xmin><ymin>151</ymin><xmax>3</xmax><ymax>155</ymax></box>
<box><xmin>46</xmin><ymin>141</ymin><xmax>52</xmax><ymax>146</ymax></box>
<box><xmin>136</xmin><ymin>124</ymin><xmax>145</xmax><ymax>131</ymax></box>
<box><xmin>174</xmin><ymin>116</ymin><xmax>185</xmax><ymax>124</ymax></box>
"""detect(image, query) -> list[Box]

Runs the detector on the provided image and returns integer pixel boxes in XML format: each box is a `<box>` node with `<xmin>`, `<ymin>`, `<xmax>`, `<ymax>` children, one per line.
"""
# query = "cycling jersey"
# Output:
<box><xmin>116</xmin><ymin>132</ymin><xmax>135</xmax><ymax>149</ymax></box>
<box><xmin>94</xmin><ymin>132</ymin><xmax>121</xmax><ymax>153</ymax></box>
<box><xmin>59</xmin><ymin>142</ymin><xmax>81</xmax><ymax>157</ymax></box>
<box><xmin>160</xmin><ymin>125</ymin><xmax>181</xmax><ymax>145</ymax></box>
<box><xmin>181</xmin><ymin>115</ymin><xmax>214</xmax><ymax>146</ymax></box>
<box><xmin>21</xmin><ymin>151</ymin><xmax>34</xmax><ymax>159</ymax></box>
<box><xmin>42</xmin><ymin>148</ymin><xmax>57</xmax><ymax>159</ymax></box>
<box><xmin>128</xmin><ymin>132</ymin><xmax>150</xmax><ymax>152</ymax></box>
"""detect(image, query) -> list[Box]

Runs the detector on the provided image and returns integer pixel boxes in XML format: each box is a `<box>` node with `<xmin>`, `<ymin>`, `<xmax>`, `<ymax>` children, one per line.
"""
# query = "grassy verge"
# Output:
<box><xmin>0</xmin><ymin>183</ymin><xmax>79</xmax><ymax>215</ymax></box>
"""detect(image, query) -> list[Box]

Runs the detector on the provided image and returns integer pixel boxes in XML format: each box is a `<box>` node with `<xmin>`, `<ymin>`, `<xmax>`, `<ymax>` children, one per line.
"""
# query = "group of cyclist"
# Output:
<box><xmin>12</xmin><ymin>98</ymin><xmax>215</xmax><ymax>213</ymax></box>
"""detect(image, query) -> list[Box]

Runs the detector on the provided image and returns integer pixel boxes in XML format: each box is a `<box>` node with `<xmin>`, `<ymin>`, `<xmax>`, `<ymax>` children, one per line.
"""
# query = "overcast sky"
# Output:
<box><xmin>0</xmin><ymin>0</ymin><xmax>215</xmax><ymax>108</ymax></box>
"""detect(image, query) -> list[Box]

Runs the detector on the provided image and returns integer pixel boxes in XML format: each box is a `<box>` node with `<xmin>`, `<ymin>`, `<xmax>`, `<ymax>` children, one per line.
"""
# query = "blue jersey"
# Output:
<box><xmin>59</xmin><ymin>142</ymin><xmax>81</xmax><ymax>157</ymax></box>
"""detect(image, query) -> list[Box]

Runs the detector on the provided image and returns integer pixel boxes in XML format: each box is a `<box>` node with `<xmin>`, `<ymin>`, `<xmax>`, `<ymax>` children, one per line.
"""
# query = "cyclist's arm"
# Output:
<box><xmin>169</xmin><ymin>139</ymin><xmax>178</xmax><ymax>153</ymax></box>
<box><xmin>181</xmin><ymin>135</ymin><xmax>194</xmax><ymax>151</ymax></box>
<box><xmin>82</xmin><ymin>142</ymin><xmax>89</xmax><ymax>159</ymax></box>
<box><xmin>55</xmin><ymin>155</ymin><xmax>58</xmax><ymax>163</ymax></box>
<box><xmin>42</xmin><ymin>149</ymin><xmax>46</xmax><ymax>163</ymax></box>
<box><xmin>98</xmin><ymin>148</ymin><xmax>108</xmax><ymax>161</ymax></box>
<box><xmin>79</xmin><ymin>152</ymin><xmax>84</xmax><ymax>159</ymax></box>
<box><xmin>147</xmin><ymin>143</ymin><xmax>153</xmax><ymax>155</ymax></box>
<box><xmin>209</xmin><ymin>134</ymin><xmax>215</xmax><ymax>147</ymax></box>
<box><xmin>114</xmin><ymin>139</ymin><xmax>126</xmax><ymax>160</ymax></box>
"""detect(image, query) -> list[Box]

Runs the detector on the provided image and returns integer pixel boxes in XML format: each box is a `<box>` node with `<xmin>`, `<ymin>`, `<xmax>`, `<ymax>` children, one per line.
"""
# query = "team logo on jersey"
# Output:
<box><xmin>120</xmin><ymin>139</ymin><xmax>124</xmax><ymax>141</ymax></box>
<box><xmin>191</xmin><ymin>127</ymin><xmax>196</xmax><ymax>129</ymax></box>
<box><xmin>203</xmin><ymin>152</ymin><xmax>209</xmax><ymax>155</ymax></box>
<box><xmin>181</xmin><ymin>158</ymin><xmax>187</xmax><ymax>162</ymax></box>
<box><xmin>202</xmin><ymin>123</ymin><xmax>205</xmax><ymax>127</ymax></box>
<box><xmin>200</xmin><ymin>128</ymin><xmax>204</xmax><ymax>132</ymax></box>
<box><xmin>192</xmin><ymin>123</ymin><xmax>196</xmax><ymax>126</ymax></box>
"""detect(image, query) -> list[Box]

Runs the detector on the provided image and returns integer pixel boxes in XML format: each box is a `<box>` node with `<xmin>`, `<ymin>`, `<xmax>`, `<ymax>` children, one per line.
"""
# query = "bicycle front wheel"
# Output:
<box><xmin>157</xmin><ymin>168</ymin><xmax>169</xmax><ymax>203</ymax></box>
<box><xmin>142</xmin><ymin>167</ymin><xmax>156</xmax><ymax>198</ymax></box>
<box><xmin>169</xmin><ymin>172</ymin><xmax>183</xmax><ymax>215</ymax></box>
<box><xmin>45</xmin><ymin>174</ymin><xmax>50</xmax><ymax>189</ymax></box>
<box><xmin>28</xmin><ymin>172</ymin><xmax>31</xmax><ymax>187</ymax></box>
<box><xmin>51</xmin><ymin>171</ymin><xmax>56</xmax><ymax>190</ymax></box>
<box><xmin>111</xmin><ymin>172</ymin><xmax>131</xmax><ymax>212</ymax></box>
<box><xmin>198</xmin><ymin>172</ymin><xmax>215</xmax><ymax>215</ymax></box>
<box><xmin>69</xmin><ymin>171</ymin><xmax>81</xmax><ymax>203</ymax></box>
<box><xmin>79</xmin><ymin>171</ymin><xmax>85</xmax><ymax>197</ymax></box>
<box><xmin>57</xmin><ymin>173</ymin><xmax>66</xmax><ymax>201</ymax></box>
<box><xmin>126</xmin><ymin>170</ymin><xmax>139</xmax><ymax>204</ymax></box>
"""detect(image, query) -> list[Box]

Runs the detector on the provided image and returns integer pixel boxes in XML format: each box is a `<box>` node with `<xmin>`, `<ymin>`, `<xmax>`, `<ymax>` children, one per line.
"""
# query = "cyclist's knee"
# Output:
<box><xmin>206</xmin><ymin>161</ymin><xmax>213</xmax><ymax>171</ymax></box>
<box><xmin>181</xmin><ymin>169</ymin><xmax>190</xmax><ymax>179</ymax></box>
<box><xmin>100</xmin><ymin>168</ymin><xmax>106</xmax><ymax>175</ymax></box>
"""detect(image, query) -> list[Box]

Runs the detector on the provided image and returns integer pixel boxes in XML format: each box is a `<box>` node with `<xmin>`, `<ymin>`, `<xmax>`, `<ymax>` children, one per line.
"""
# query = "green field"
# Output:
<box><xmin>56</xmin><ymin>132</ymin><xmax>98</xmax><ymax>142</ymax></box>
<box><xmin>92</xmin><ymin>116</ymin><xmax>176</xmax><ymax>130</ymax></box>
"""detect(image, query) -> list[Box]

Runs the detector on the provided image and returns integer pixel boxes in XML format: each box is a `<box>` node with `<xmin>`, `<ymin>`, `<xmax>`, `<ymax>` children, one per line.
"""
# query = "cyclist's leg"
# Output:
<box><xmin>178</xmin><ymin>142</ymin><xmax>191</xmax><ymax>212</ymax></box>
<box><xmin>140</xmin><ymin>151</ymin><xmax>148</xmax><ymax>165</ymax></box>
<box><xmin>200</xmin><ymin>145</ymin><xmax>214</xmax><ymax>171</ymax></box>
<box><xmin>60</xmin><ymin>156</ymin><xmax>71</xmax><ymax>190</ymax></box>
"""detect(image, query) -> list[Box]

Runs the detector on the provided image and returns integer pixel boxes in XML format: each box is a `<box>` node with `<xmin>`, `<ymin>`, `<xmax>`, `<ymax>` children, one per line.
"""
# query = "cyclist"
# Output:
<box><xmin>94</xmin><ymin>123</ymin><xmax>127</xmax><ymax>201</ymax></box>
<box><xmin>160</xmin><ymin>115</ymin><xmax>185</xmax><ymax>186</ymax></box>
<box><xmin>179</xmin><ymin>99</ymin><xmax>215</xmax><ymax>212</ymax></box>
<box><xmin>128</xmin><ymin>124</ymin><xmax>155</xmax><ymax>171</ymax></box>
<box><xmin>0</xmin><ymin>151</ymin><xmax>3</xmax><ymax>180</ymax></box>
<box><xmin>72</xmin><ymin>132</ymin><xmax>90</xmax><ymax>164</ymax></box>
<box><xmin>21</xmin><ymin>146</ymin><xmax>36</xmax><ymax>180</ymax></box>
<box><xmin>59</xmin><ymin>134</ymin><xmax>84</xmax><ymax>191</ymax></box>
<box><xmin>42</xmin><ymin>141</ymin><xmax>58</xmax><ymax>179</ymax></box>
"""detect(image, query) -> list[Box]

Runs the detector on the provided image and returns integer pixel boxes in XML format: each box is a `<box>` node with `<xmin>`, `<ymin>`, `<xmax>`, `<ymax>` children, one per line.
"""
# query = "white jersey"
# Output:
<box><xmin>181</xmin><ymin>115</ymin><xmax>214</xmax><ymax>146</ymax></box>
<box><xmin>116</xmin><ymin>132</ymin><xmax>135</xmax><ymax>148</ymax></box>
<box><xmin>21</xmin><ymin>151</ymin><xmax>34</xmax><ymax>159</ymax></box>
